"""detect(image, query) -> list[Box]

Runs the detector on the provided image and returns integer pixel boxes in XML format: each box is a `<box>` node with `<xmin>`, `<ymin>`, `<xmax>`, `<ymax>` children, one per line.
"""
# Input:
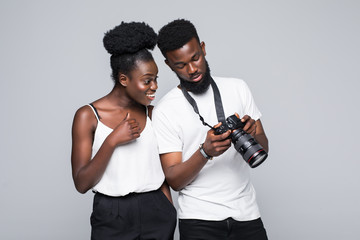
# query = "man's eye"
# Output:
<box><xmin>176</xmin><ymin>64</ymin><xmax>185</xmax><ymax>69</ymax></box>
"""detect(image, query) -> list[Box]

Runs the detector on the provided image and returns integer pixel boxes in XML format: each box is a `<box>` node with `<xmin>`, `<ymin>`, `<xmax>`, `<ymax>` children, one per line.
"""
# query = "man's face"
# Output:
<box><xmin>165</xmin><ymin>37</ymin><xmax>207</xmax><ymax>85</ymax></box>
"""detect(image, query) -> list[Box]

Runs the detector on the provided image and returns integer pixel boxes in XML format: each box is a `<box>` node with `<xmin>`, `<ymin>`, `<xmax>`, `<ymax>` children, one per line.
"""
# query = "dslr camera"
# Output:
<box><xmin>214</xmin><ymin>114</ymin><xmax>267</xmax><ymax>168</ymax></box>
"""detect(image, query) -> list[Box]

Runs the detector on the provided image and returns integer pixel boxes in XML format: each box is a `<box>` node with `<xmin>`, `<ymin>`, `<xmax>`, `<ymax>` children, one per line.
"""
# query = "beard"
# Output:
<box><xmin>178</xmin><ymin>61</ymin><xmax>211</xmax><ymax>94</ymax></box>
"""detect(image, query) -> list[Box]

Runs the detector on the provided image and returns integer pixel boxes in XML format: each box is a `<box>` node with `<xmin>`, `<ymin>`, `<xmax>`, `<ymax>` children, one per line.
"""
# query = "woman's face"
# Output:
<box><xmin>125</xmin><ymin>59</ymin><xmax>159</xmax><ymax>106</ymax></box>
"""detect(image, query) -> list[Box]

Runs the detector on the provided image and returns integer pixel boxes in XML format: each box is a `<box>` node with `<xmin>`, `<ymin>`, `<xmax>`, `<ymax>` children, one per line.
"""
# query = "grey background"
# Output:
<box><xmin>1</xmin><ymin>0</ymin><xmax>359</xmax><ymax>239</ymax></box>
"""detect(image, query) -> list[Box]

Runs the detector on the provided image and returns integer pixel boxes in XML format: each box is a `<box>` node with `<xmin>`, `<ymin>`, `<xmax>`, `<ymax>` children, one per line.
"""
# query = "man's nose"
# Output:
<box><xmin>187</xmin><ymin>63</ymin><xmax>197</xmax><ymax>74</ymax></box>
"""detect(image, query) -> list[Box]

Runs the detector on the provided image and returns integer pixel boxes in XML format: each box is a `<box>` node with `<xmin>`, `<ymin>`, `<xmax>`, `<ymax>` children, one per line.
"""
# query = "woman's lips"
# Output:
<box><xmin>146</xmin><ymin>93</ymin><xmax>155</xmax><ymax>101</ymax></box>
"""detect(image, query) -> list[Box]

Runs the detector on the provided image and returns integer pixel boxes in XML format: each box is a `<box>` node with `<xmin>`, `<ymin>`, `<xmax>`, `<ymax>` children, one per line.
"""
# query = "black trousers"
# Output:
<box><xmin>91</xmin><ymin>189</ymin><xmax>177</xmax><ymax>240</ymax></box>
<box><xmin>179</xmin><ymin>217</ymin><xmax>268</xmax><ymax>240</ymax></box>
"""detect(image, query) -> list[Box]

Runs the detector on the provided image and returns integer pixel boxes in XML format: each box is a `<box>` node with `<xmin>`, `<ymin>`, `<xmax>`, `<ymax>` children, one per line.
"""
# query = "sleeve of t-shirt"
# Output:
<box><xmin>239</xmin><ymin>80</ymin><xmax>262</xmax><ymax>120</ymax></box>
<box><xmin>152</xmin><ymin>106</ymin><xmax>183</xmax><ymax>154</ymax></box>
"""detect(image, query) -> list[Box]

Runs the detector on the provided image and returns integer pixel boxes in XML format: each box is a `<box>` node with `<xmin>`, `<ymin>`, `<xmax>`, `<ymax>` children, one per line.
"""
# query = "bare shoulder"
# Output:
<box><xmin>72</xmin><ymin>105</ymin><xmax>97</xmax><ymax>132</ymax></box>
<box><xmin>74</xmin><ymin>105</ymin><xmax>95</xmax><ymax>121</ymax></box>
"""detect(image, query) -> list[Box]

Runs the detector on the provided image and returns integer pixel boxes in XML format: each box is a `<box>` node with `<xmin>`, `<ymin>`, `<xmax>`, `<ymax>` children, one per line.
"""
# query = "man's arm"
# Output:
<box><xmin>160</xmin><ymin>151</ymin><xmax>207</xmax><ymax>191</ymax></box>
<box><xmin>253</xmin><ymin>119</ymin><xmax>269</xmax><ymax>152</ymax></box>
<box><xmin>160</xmin><ymin>126</ymin><xmax>231</xmax><ymax>191</ymax></box>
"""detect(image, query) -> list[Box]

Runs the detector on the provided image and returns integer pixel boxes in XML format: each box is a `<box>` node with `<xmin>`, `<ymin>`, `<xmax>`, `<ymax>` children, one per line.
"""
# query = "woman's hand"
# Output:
<box><xmin>108</xmin><ymin>113</ymin><xmax>141</xmax><ymax>147</ymax></box>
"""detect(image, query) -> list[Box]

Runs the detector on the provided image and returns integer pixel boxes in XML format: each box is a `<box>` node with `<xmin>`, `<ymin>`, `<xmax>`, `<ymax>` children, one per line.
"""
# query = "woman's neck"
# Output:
<box><xmin>106</xmin><ymin>86</ymin><xmax>143</xmax><ymax>110</ymax></box>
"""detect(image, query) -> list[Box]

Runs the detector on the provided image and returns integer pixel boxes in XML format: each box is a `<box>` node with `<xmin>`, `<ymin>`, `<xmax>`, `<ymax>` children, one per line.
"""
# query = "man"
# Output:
<box><xmin>152</xmin><ymin>19</ymin><xmax>269</xmax><ymax>240</ymax></box>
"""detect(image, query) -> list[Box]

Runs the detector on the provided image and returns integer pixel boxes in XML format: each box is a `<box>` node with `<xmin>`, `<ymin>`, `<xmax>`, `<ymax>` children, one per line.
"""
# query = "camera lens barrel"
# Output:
<box><xmin>213</xmin><ymin>115</ymin><xmax>268</xmax><ymax>168</ymax></box>
<box><xmin>231</xmin><ymin>129</ymin><xmax>267</xmax><ymax>168</ymax></box>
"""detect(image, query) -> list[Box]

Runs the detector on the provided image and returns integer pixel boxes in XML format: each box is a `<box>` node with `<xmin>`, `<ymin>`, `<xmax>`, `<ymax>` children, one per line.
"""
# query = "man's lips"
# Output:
<box><xmin>190</xmin><ymin>73</ymin><xmax>203</xmax><ymax>82</ymax></box>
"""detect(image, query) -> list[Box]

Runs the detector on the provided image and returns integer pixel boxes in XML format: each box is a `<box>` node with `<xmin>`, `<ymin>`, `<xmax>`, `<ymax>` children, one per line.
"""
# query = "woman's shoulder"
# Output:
<box><xmin>73</xmin><ymin>104</ymin><xmax>98</xmax><ymax>131</ymax></box>
<box><xmin>75</xmin><ymin>104</ymin><xmax>94</xmax><ymax>118</ymax></box>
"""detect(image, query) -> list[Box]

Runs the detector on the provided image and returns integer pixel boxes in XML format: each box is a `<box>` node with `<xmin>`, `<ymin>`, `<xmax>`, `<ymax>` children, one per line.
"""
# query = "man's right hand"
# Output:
<box><xmin>202</xmin><ymin>122</ymin><xmax>232</xmax><ymax>158</ymax></box>
<box><xmin>160</xmin><ymin>123</ymin><xmax>232</xmax><ymax>191</ymax></box>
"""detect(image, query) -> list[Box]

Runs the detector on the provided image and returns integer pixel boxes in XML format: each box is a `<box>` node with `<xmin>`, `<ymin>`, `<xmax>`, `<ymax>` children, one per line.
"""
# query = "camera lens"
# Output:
<box><xmin>248</xmin><ymin>149</ymin><xmax>267</xmax><ymax>168</ymax></box>
<box><xmin>214</xmin><ymin>115</ymin><xmax>268</xmax><ymax>168</ymax></box>
<box><xmin>231</xmin><ymin>129</ymin><xmax>267</xmax><ymax>168</ymax></box>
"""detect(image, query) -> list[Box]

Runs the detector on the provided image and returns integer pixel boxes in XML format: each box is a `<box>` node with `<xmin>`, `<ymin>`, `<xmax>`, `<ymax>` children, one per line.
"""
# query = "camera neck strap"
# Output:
<box><xmin>180</xmin><ymin>77</ymin><xmax>226</xmax><ymax>129</ymax></box>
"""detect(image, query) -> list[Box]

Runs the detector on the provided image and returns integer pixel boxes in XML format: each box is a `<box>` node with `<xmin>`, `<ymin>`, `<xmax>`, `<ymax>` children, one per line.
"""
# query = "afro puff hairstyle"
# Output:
<box><xmin>157</xmin><ymin>19</ymin><xmax>200</xmax><ymax>57</ymax></box>
<box><xmin>103</xmin><ymin>22</ymin><xmax>157</xmax><ymax>84</ymax></box>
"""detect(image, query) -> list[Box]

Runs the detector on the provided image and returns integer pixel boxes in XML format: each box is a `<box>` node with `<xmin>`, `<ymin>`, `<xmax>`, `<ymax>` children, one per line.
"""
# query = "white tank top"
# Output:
<box><xmin>89</xmin><ymin>104</ymin><xmax>164</xmax><ymax>197</ymax></box>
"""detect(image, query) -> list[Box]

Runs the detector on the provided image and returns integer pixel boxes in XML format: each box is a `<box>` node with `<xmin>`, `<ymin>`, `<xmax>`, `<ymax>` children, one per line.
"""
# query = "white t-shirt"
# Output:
<box><xmin>152</xmin><ymin>76</ymin><xmax>262</xmax><ymax>221</ymax></box>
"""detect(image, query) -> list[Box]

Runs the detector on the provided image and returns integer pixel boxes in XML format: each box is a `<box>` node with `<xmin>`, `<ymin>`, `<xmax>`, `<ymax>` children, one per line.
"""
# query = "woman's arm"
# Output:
<box><xmin>71</xmin><ymin>106</ymin><xmax>140</xmax><ymax>193</ymax></box>
<box><xmin>71</xmin><ymin>106</ymin><xmax>115</xmax><ymax>193</ymax></box>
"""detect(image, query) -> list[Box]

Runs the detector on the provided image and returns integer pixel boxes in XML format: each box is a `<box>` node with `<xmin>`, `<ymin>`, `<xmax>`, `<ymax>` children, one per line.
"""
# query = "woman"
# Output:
<box><xmin>71</xmin><ymin>22</ymin><xmax>176</xmax><ymax>240</ymax></box>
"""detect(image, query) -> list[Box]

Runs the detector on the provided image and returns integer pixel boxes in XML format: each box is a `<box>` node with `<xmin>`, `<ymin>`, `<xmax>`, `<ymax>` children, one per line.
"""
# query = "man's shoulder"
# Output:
<box><xmin>213</xmin><ymin>76</ymin><xmax>248</xmax><ymax>89</ymax></box>
<box><xmin>154</xmin><ymin>87</ymin><xmax>183</xmax><ymax>112</ymax></box>
<box><xmin>158</xmin><ymin>86</ymin><xmax>182</xmax><ymax>102</ymax></box>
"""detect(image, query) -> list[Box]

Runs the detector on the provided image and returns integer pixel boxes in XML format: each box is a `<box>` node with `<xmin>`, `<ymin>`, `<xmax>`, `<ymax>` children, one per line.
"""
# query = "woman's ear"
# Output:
<box><xmin>119</xmin><ymin>74</ymin><xmax>128</xmax><ymax>87</ymax></box>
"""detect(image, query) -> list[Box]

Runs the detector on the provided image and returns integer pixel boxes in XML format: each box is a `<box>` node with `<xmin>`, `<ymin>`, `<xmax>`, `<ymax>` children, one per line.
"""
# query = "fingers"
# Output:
<box><xmin>122</xmin><ymin>112</ymin><xmax>140</xmax><ymax>131</ymax></box>
<box><xmin>129</xmin><ymin>121</ymin><xmax>140</xmax><ymax>130</ymax></box>
<box><xmin>220</xmin><ymin>130</ymin><xmax>231</xmax><ymax>139</ymax></box>
<box><xmin>210</xmin><ymin>122</ymin><xmax>231</xmax><ymax>140</ymax></box>
<box><xmin>249</xmin><ymin>125</ymin><xmax>256</xmax><ymax>136</ymax></box>
<box><xmin>131</xmin><ymin>132</ymin><xmax>140</xmax><ymax>138</ymax></box>
<box><xmin>128</xmin><ymin>121</ymin><xmax>141</xmax><ymax>137</ymax></box>
<box><xmin>243</xmin><ymin>119</ymin><xmax>255</xmax><ymax>132</ymax></box>
<box><xmin>122</xmin><ymin>112</ymin><xmax>130</xmax><ymax>121</ymax></box>
<box><xmin>203</xmin><ymin>137</ymin><xmax>231</xmax><ymax>157</ymax></box>
<box><xmin>213</xmin><ymin>122</ymin><xmax>222</xmax><ymax>128</ymax></box>
<box><xmin>241</xmin><ymin>114</ymin><xmax>251</xmax><ymax>123</ymax></box>
<box><xmin>213</xmin><ymin>139</ymin><xmax>232</xmax><ymax>149</ymax></box>
<box><xmin>118</xmin><ymin>113</ymin><xmax>141</xmax><ymax>138</ymax></box>
<box><xmin>204</xmin><ymin>125</ymin><xmax>232</xmax><ymax>157</ymax></box>
<box><xmin>241</xmin><ymin>114</ymin><xmax>256</xmax><ymax>135</ymax></box>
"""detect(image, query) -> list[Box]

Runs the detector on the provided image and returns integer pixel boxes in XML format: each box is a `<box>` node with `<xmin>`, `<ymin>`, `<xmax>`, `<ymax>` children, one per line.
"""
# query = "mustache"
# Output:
<box><xmin>179</xmin><ymin>61</ymin><xmax>211</xmax><ymax>94</ymax></box>
<box><xmin>189</xmin><ymin>72</ymin><xmax>201</xmax><ymax>79</ymax></box>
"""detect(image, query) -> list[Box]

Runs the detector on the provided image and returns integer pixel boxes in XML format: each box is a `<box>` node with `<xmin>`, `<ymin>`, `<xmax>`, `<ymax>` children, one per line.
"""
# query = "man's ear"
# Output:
<box><xmin>200</xmin><ymin>41</ymin><xmax>206</xmax><ymax>56</ymax></box>
<box><xmin>119</xmin><ymin>74</ymin><xmax>128</xmax><ymax>87</ymax></box>
<box><xmin>165</xmin><ymin>59</ymin><xmax>174</xmax><ymax>71</ymax></box>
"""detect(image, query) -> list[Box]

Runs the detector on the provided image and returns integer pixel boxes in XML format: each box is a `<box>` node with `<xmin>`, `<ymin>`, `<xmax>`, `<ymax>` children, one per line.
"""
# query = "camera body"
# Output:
<box><xmin>214</xmin><ymin>115</ymin><xmax>245</xmax><ymax>135</ymax></box>
<box><xmin>214</xmin><ymin>114</ymin><xmax>267</xmax><ymax>168</ymax></box>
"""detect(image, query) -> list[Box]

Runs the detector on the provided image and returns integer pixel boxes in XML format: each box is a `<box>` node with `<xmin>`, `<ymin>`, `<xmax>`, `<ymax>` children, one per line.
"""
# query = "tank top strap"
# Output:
<box><xmin>147</xmin><ymin>105</ymin><xmax>154</xmax><ymax>119</ymax></box>
<box><xmin>88</xmin><ymin>103</ymin><xmax>101</xmax><ymax>121</ymax></box>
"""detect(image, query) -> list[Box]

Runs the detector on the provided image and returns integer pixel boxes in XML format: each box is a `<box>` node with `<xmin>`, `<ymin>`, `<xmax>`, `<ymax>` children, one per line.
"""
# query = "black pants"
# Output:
<box><xmin>91</xmin><ymin>189</ymin><xmax>177</xmax><ymax>240</ymax></box>
<box><xmin>179</xmin><ymin>217</ymin><xmax>268</xmax><ymax>240</ymax></box>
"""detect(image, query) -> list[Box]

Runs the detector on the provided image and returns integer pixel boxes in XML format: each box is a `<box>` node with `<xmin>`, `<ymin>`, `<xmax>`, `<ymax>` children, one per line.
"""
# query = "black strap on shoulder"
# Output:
<box><xmin>210</xmin><ymin>78</ymin><xmax>226</xmax><ymax>123</ymax></box>
<box><xmin>89</xmin><ymin>103</ymin><xmax>101</xmax><ymax>120</ymax></box>
<box><xmin>147</xmin><ymin>105</ymin><xmax>154</xmax><ymax>119</ymax></box>
<box><xmin>180</xmin><ymin>77</ymin><xmax>226</xmax><ymax>129</ymax></box>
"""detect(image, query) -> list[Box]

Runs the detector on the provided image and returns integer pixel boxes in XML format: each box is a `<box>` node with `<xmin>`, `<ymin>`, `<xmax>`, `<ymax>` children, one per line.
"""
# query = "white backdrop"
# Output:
<box><xmin>1</xmin><ymin>1</ymin><xmax>359</xmax><ymax>239</ymax></box>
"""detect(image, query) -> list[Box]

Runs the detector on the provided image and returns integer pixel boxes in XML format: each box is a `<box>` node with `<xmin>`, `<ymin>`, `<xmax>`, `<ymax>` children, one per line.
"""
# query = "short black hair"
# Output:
<box><xmin>157</xmin><ymin>19</ymin><xmax>200</xmax><ymax>57</ymax></box>
<box><xmin>103</xmin><ymin>22</ymin><xmax>157</xmax><ymax>84</ymax></box>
